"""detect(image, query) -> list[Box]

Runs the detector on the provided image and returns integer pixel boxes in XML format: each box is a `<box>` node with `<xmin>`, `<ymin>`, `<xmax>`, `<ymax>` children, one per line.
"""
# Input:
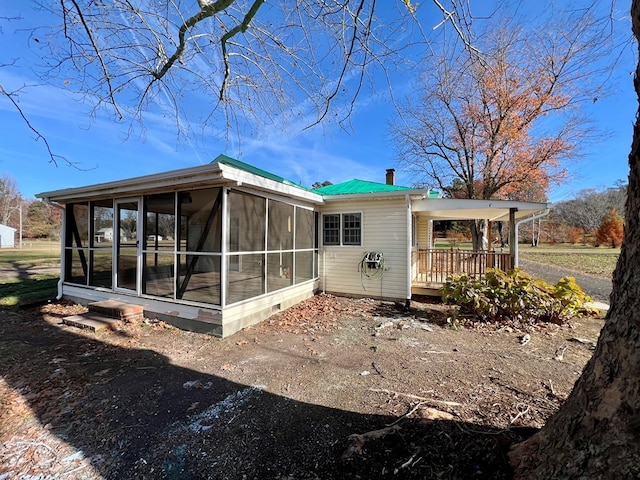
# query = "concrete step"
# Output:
<box><xmin>62</xmin><ymin>312</ymin><xmax>122</xmax><ymax>332</ymax></box>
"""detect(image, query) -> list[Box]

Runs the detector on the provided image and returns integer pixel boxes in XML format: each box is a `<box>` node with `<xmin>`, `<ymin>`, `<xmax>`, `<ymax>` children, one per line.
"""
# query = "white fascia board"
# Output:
<box><xmin>412</xmin><ymin>198</ymin><xmax>550</xmax><ymax>221</ymax></box>
<box><xmin>36</xmin><ymin>164</ymin><xmax>226</xmax><ymax>203</ymax></box>
<box><xmin>219</xmin><ymin>164</ymin><xmax>324</xmax><ymax>204</ymax></box>
<box><xmin>35</xmin><ymin>162</ymin><xmax>324</xmax><ymax>205</ymax></box>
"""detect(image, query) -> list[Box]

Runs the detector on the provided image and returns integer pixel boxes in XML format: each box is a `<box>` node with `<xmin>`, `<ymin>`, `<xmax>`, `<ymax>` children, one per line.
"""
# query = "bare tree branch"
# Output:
<box><xmin>431</xmin><ymin>0</ymin><xmax>485</xmax><ymax>61</ymax></box>
<box><xmin>26</xmin><ymin>0</ymin><xmax>423</xmax><ymax>139</ymax></box>
<box><xmin>306</xmin><ymin>0</ymin><xmax>372</xmax><ymax>129</ymax></box>
<box><xmin>220</xmin><ymin>0</ymin><xmax>265</xmax><ymax>100</ymax></box>
<box><xmin>65</xmin><ymin>0</ymin><xmax>123</xmax><ymax>119</ymax></box>
<box><xmin>0</xmin><ymin>85</ymin><xmax>66</xmax><ymax>166</ymax></box>
<box><xmin>153</xmin><ymin>0</ymin><xmax>235</xmax><ymax>81</ymax></box>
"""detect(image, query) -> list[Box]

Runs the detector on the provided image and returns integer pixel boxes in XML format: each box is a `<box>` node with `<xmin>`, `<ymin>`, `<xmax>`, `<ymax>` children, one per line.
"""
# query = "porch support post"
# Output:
<box><xmin>509</xmin><ymin>208</ymin><xmax>517</xmax><ymax>270</ymax></box>
<box><xmin>59</xmin><ymin>205</ymin><xmax>66</xmax><ymax>298</ymax></box>
<box><xmin>427</xmin><ymin>219</ymin><xmax>433</xmax><ymax>272</ymax></box>
<box><xmin>405</xmin><ymin>195</ymin><xmax>412</xmax><ymax>310</ymax></box>
<box><xmin>221</xmin><ymin>189</ymin><xmax>228</xmax><ymax>308</ymax></box>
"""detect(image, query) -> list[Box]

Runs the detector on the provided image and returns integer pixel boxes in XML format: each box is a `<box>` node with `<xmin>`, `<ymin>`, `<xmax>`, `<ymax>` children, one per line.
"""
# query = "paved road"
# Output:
<box><xmin>519</xmin><ymin>259</ymin><xmax>613</xmax><ymax>305</ymax></box>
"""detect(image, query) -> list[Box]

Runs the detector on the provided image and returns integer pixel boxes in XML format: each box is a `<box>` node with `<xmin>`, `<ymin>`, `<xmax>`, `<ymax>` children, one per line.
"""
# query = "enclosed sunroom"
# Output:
<box><xmin>37</xmin><ymin>155</ymin><xmax>322</xmax><ymax>337</ymax></box>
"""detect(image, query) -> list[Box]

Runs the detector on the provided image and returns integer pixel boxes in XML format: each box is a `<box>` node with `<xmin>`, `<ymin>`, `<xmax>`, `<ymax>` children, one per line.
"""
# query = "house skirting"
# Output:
<box><xmin>61</xmin><ymin>279</ymin><xmax>319</xmax><ymax>337</ymax></box>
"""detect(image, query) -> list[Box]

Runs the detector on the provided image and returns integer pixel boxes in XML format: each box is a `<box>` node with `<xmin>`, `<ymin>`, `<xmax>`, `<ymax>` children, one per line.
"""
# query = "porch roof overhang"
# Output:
<box><xmin>411</xmin><ymin>198</ymin><xmax>550</xmax><ymax>222</ymax></box>
<box><xmin>36</xmin><ymin>161</ymin><xmax>324</xmax><ymax>205</ymax></box>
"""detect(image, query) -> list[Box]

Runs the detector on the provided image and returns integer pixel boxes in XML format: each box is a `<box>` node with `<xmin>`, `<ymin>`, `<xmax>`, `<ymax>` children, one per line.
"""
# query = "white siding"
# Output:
<box><xmin>417</xmin><ymin>216</ymin><xmax>431</xmax><ymax>249</ymax></box>
<box><xmin>320</xmin><ymin>198</ymin><xmax>409</xmax><ymax>301</ymax></box>
<box><xmin>0</xmin><ymin>224</ymin><xmax>16</xmax><ymax>248</ymax></box>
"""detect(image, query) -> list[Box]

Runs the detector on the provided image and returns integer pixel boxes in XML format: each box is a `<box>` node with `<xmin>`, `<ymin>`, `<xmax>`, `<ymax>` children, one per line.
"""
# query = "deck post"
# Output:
<box><xmin>509</xmin><ymin>208</ymin><xmax>517</xmax><ymax>270</ymax></box>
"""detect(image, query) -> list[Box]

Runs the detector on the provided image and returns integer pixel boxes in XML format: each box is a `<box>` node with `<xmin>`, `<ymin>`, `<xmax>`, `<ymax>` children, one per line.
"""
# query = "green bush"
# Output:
<box><xmin>442</xmin><ymin>269</ymin><xmax>597</xmax><ymax>325</ymax></box>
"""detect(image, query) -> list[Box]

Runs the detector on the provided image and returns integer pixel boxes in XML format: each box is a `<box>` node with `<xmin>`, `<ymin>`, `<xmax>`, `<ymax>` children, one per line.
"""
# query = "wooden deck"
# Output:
<box><xmin>412</xmin><ymin>249</ymin><xmax>512</xmax><ymax>295</ymax></box>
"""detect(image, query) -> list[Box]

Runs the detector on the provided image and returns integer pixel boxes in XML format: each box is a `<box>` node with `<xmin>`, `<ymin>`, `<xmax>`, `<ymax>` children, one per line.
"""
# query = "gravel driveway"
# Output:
<box><xmin>519</xmin><ymin>259</ymin><xmax>613</xmax><ymax>304</ymax></box>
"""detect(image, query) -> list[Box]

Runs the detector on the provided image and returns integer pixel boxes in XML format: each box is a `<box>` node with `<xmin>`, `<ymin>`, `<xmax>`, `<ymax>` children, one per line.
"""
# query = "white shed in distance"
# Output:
<box><xmin>0</xmin><ymin>224</ymin><xmax>16</xmax><ymax>248</ymax></box>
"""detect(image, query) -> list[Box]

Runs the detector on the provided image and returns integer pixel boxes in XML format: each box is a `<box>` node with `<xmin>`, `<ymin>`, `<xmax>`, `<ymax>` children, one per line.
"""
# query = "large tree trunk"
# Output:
<box><xmin>509</xmin><ymin>3</ymin><xmax>640</xmax><ymax>477</ymax></box>
<box><xmin>471</xmin><ymin>219</ymin><xmax>486</xmax><ymax>251</ymax></box>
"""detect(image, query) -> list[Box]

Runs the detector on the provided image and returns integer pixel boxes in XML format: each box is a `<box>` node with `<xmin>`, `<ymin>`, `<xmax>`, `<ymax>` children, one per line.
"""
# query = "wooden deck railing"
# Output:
<box><xmin>413</xmin><ymin>248</ymin><xmax>513</xmax><ymax>284</ymax></box>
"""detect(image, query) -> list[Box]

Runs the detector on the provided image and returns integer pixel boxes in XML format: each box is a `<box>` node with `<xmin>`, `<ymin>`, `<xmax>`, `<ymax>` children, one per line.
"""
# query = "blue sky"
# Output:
<box><xmin>0</xmin><ymin>1</ymin><xmax>636</xmax><ymax>203</ymax></box>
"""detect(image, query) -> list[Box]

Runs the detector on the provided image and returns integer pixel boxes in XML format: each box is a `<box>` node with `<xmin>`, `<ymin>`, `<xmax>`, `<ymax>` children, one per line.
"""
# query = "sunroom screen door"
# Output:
<box><xmin>115</xmin><ymin>199</ymin><xmax>140</xmax><ymax>293</ymax></box>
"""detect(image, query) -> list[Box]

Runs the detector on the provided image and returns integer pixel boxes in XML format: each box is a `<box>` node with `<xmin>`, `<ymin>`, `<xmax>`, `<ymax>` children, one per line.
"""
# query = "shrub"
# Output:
<box><xmin>442</xmin><ymin>269</ymin><xmax>596</xmax><ymax>325</ymax></box>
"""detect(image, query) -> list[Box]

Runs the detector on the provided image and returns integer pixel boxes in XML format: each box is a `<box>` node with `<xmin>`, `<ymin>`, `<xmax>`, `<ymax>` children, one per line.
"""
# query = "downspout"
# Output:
<box><xmin>514</xmin><ymin>207</ymin><xmax>551</xmax><ymax>267</ymax></box>
<box><xmin>322</xmin><ymin>249</ymin><xmax>326</xmax><ymax>294</ymax></box>
<box><xmin>43</xmin><ymin>198</ymin><xmax>65</xmax><ymax>300</ymax></box>
<box><xmin>405</xmin><ymin>195</ymin><xmax>412</xmax><ymax>310</ymax></box>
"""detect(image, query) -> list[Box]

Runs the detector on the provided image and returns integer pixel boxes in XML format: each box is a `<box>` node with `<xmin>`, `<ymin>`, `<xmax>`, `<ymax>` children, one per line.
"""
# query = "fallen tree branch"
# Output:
<box><xmin>554</xmin><ymin>344</ymin><xmax>568</xmax><ymax>361</ymax></box>
<box><xmin>371</xmin><ymin>362</ymin><xmax>386</xmax><ymax>378</ymax></box>
<box><xmin>569</xmin><ymin>337</ymin><xmax>597</xmax><ymax>349</ymax></box>
<box><xmin>489</xmin><ymin>377</ymin><xmax>557</xmax><ymax>409</ymax></box>
<box><xmin>370</xmin><ymin>388</ymin><xmax>462</xmax><ymax>407</ymax></box>
<box><xmin>543</xmin><ymin>379</ymin><xmax>557</xmax><ymax>397</ymax></box>
<box><xmin>341</xmin><ymin>424</ymin><xmax>401</xmax><ymax>460</ymax></box>
<box><xmin>394</xmin><ymin>452</ymin><xmax>422</xmax><ymax>474</ymax></box>
<box><xmin>386</xmin><ymin>401</ymin><xmax>425</xmax><ymax>426</ymax></box>
<box><xmin>509</xmin><ymin>404</ymin><xmax>530</xmax><ymax>425</ymax></box>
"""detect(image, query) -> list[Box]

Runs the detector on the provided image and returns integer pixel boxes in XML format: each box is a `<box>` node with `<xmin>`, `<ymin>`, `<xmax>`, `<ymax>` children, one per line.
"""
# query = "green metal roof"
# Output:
<box><xmin>212</xmin><ymin>155</ymin><xmax>443</xmax><ymax>198</ymax></box>
<box><xmin>213</xmin><ymin>154</ymin><xmax>311</xmax><ymax>191</ymax></box>
<box><xmin>313</xmin><ymin>179</ymin><xmax>413</xmax><ymax>196</ymax></box>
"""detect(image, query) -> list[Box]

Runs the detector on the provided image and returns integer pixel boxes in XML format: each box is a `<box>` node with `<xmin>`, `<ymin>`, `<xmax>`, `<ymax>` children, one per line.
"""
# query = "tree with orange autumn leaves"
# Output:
<box><xmin>391</xmin><ymin>4</ymin><xmax>612</xmax><ymax>247</ymax></box>
<box><xmin>596</xmin><ymin>207</ymin><xmax>624</xmax><ymax>247</ymax></box>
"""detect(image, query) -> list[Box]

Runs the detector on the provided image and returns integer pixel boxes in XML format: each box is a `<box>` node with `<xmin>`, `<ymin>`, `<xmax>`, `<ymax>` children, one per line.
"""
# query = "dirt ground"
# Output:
<box><xmin>0</xmin><ymin>294</ymin><xmax>603</xmax><ymax>479</ymax></box>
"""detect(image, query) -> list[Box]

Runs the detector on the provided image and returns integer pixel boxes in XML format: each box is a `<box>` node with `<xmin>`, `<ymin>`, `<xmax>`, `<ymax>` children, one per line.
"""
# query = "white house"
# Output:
<box><xmin>95</xmin><ymin>227</ymin><xmax>127</xmax><ymax>242</ymax></box>
<box><xmin>0</xmin><ymin>223</ymin><xmax>16</xmax><ymax>248</ymax></box>
<box><xmin>36</xmin><ymin>154</ymin><xmax>549</xmax><ymax>337</ymax></box>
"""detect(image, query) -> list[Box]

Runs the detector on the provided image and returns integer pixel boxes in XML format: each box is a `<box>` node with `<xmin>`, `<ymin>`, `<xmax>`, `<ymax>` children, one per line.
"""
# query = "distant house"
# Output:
<box><xmin>37</xmin><ymin>154</ymin><xmax>549</xmax><ymax>337</ymax></box>
<box><xmin>95</xmin><ymin>227</ymin><xmax>126</xmax><ymax>242</ymax></box>
<box><xmin>0</xmin><ymin>224</ymin><xmax>16</xmax><ymax>248</ymax></box>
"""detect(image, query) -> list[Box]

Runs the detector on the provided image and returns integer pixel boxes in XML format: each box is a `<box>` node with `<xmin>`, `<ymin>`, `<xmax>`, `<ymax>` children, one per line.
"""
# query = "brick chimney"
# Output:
<box><xmin>385</xmin><ymin>168</ymin><xmax>396</xmax><ymax>185</ymax></box>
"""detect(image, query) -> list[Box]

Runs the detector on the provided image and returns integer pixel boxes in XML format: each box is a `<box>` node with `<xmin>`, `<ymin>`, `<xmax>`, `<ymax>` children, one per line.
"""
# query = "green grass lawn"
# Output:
<box><xmin>0</xmin><ymin>276</ymin><xmax>60</xmax><ymax>307</ymax></box>
<box><xmin>0</xmin><ymin>241</ymin><xmax>61</xmax><ymax>307</ymax></box>
<box><xmin>433</xmin><ymin>240</ymin><xmax>618</xmax><ymax>277</ymax></box>
<box><xmin>519</xmin><ymin>244</ymin><xmax>619</xmax><ymax>277</ymax></box>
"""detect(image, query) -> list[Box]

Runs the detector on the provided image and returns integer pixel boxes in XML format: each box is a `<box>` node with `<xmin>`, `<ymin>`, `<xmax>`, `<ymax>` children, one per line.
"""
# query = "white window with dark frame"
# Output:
<box><xmin>322</xmin><ymin>212</ymin><xmax>362</xmax><ymax>246</ymax></box>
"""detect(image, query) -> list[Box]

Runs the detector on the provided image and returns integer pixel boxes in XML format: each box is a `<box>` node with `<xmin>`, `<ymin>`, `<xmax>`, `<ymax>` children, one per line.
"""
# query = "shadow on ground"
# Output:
<box><xmin>0</xmin><ymin>307</ymin><xmax>531</xmax><ymax>479</ymax></box>
<box><xmin>0</xmin><ymin>260</ymin><xmax>60</xmax><ymax>281</ymax></box>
